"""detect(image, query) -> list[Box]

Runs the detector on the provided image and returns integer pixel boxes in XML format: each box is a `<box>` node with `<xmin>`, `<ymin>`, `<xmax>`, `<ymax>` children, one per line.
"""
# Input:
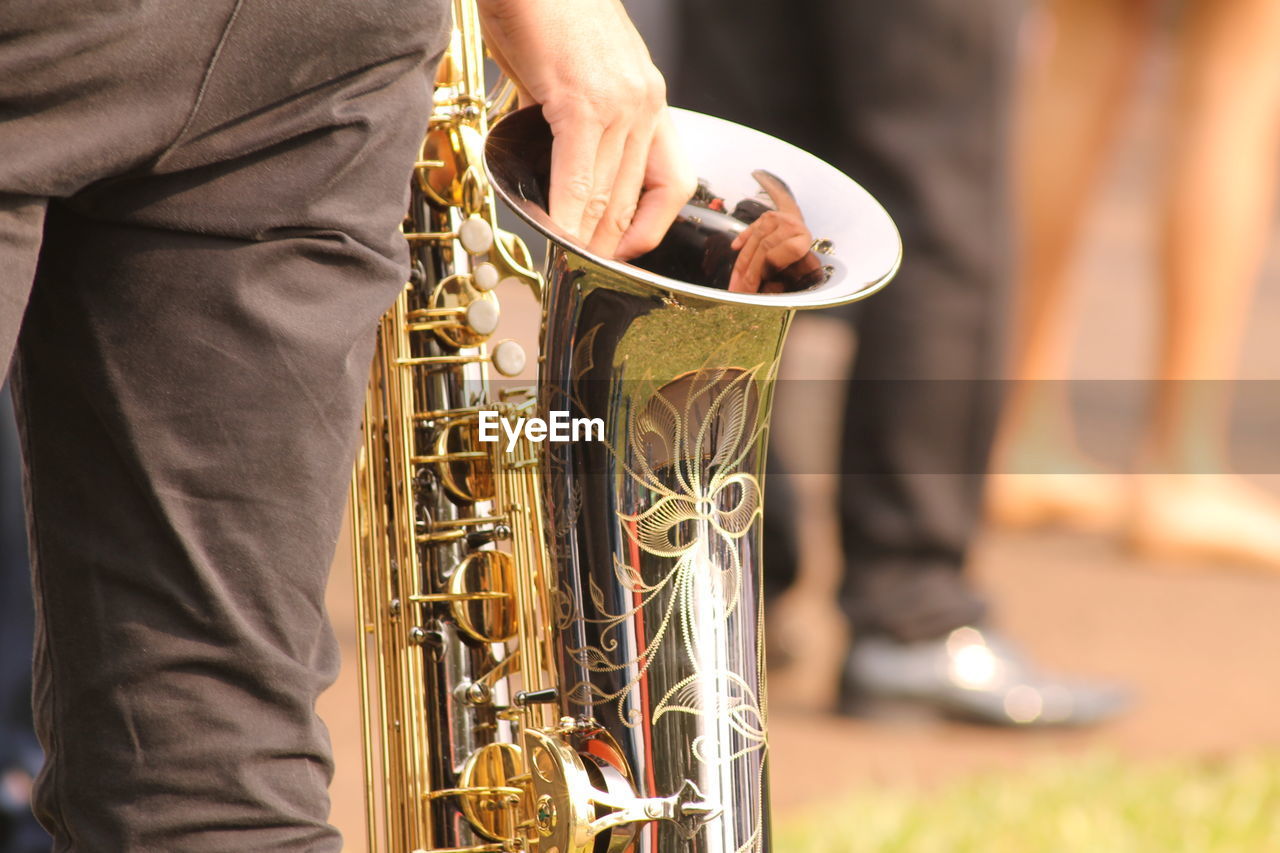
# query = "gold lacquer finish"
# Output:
<box><xmin>349</xmin><ymin>2</ymin><xmax>541</xmax><ymax>850</ymax></box>
<box><xmin>350</xmin><ymin>2</ymin><xmax>901</xmax><ymax>851</ymax></box>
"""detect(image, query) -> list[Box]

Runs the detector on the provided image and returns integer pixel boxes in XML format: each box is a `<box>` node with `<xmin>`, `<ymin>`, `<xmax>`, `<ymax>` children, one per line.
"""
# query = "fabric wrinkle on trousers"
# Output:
<box><xmin>1</xmin><ymin>1</ymin><xmax>449</xmax><ymax>849</ymax></box>
<box><xmin>675</xmin><ymin>0</ymin><xmax>1018</xmax><ymax>643</ymax></box>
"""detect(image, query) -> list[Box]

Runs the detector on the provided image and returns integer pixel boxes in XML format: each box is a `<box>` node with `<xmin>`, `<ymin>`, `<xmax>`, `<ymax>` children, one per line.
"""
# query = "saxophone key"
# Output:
<box><xmin>465</xmin><ymin>299</ymin><xmax>500</xmax><ymax>335</ymax></box>
<box><xmin>490</xmin><ymin>340</ymin><xmax>526</xmax><ymax>377</ymax></box>
<box><xmin>471</xmin><ymin>261</ymin><xmax>500</xmax><ymax>291</ymax></box>
<box><xmin>458</xmin><ymin>215</ymin><xmax>494</xmax><ymax>255</ymax></box>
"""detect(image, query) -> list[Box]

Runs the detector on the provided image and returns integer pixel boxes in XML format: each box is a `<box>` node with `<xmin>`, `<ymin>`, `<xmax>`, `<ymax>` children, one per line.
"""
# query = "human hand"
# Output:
<box><xmin>477</xmin><ymin>0</ymin><xmax>696</xmax><ymax>259</ymax></box>
<box><xmin>728</xmin><ymin>171</ymin><xmax>823</xmax><ymax>293</ymax></box>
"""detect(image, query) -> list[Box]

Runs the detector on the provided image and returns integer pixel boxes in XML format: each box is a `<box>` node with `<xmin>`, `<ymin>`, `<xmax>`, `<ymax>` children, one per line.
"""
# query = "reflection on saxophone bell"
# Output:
<box><xmin>348</xmin><ymin>3</ymin><xmax>901</xmax><ymax>851</ymax></box>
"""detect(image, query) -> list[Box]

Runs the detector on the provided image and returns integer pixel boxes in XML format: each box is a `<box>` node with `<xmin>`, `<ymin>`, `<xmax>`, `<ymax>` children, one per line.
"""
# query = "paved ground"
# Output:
<box><xmin>317</xmin><ymin>39</ymin><xmax>1280</xmax><ymax>846</ymax></box>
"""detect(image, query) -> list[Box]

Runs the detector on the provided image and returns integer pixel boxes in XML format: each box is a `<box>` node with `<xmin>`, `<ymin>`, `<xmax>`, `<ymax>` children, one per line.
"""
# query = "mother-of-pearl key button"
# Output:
<box><xmin>490</xmin><ymin>340</ymin><xmax>526</xmax><ymax>377</ymax></box>
<box><xmin>472</xmin><ymin>261</ymin><xmax>499</xmax><ymax>292</ymax></box>
<box><xmin>465</xmin><ymin>299</ymin><xmax>500</xmax><ymax>335</ymax></box>
<box><xmin>458</xmin><ymin>216</ymin><xmax>494</xmax><ymax>255</ymax></box>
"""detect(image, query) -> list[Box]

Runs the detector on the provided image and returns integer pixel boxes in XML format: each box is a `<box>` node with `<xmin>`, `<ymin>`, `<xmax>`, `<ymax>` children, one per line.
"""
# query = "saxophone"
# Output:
<box><xmin>349</xmin><ymin>2</ymin><xmax>901</xmax><ymax>851</ymax></box>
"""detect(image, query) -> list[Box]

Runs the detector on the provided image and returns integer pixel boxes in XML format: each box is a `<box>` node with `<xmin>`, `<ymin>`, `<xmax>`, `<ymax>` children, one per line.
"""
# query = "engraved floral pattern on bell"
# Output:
<box><xmin>557</xmin><ymin>361</ymin><xmax>772</xmax><ymax>852</ymax></box>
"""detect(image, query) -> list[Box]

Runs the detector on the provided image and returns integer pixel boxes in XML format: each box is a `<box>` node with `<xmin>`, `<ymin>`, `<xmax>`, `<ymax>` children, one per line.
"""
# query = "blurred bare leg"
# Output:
<box><xmin>989</xmin><ymin>0</ymin><xmax>1156</xmax><ymax>531</ymax></box>
<box><xmin>1130</xmin><ymin>0</ymin><xmax>1280</xmax><ymax>567</ymax></box>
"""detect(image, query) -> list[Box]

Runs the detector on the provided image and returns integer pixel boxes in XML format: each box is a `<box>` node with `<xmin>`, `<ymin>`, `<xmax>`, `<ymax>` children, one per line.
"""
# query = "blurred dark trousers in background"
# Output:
<box><xmin>672</xmin><ymin>0</ymin><xmax>1020</xmax><ymax>641</ymax></box>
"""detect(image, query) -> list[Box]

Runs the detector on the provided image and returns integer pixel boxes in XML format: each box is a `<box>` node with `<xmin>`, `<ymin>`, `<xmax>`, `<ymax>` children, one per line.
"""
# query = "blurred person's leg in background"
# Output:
<box><xmin>673</xmin><ymin>0</ymin><xmax>1128</xmax><ymax>725</ymax></box>
<box><xmin>990</xmin><ymin>0</ymin><xmax>1156</xmax><ymax>531</ymax></box>
<box><xmin>994</xmin><ymin>0</ymin><xmax>1280</xmax><ymax>567</ymax></box>
<box><xmin>1136</xmin><ymin>0</ymin><xmax>1280</xmax><ymax>561</ymax></box>
<box><xmin>0</xmin><ymin>382</ymin><xmax>46</xmax><ymax>853</ymax></box>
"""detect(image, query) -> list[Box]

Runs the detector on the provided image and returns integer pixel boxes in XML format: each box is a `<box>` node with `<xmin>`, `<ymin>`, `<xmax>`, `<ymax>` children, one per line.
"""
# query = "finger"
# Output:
<box><xmin>579</xmin><ymin>119</ymin><xmax>631</xmax><ymax>250</ymax></box>
<box><xmin>776</xmin><ymin>243</ymin><xmax>826</xmax><ymax>290</ymax></box>
<box><xmin>728</xmin><ymin>235</ymin><xmax>761</xmax><ymax>292</ymax></box>
<box><xmin>759</xmin><ymin>219</ymin><xmax>810</xmax><ymax>270</ymax></box>
<box><xmin>734</xmin><ymin>215</ymin><xmax>791</xmax><ymax>292</ymax></box>
<box><xmin>728</xmin><ymin>222</ymin><xmax>770</xmax><ymax>293</ymax></box>
<box><xmin>615</xmin><ymin>113</ymin><xmax>696</xmax><ymax>259</ymax></box>
<box><xmin>615</xmin><ymin>182</ymin><xmax>690</xmax><ymax>260</ymax></box>
<box><xmin>729</xmin><ymin>219</ymin><xmax>769</xmax><ymax>252</ymax></box>
<box><xmin>548</xmin><ymin>110</ymin><xmax>605</xmax><ymax>240</ymax></box>
<box><xmin>589</xmin><ymin>116</ymin><xmax>654</xmax><ymax>258</ymax></box>
<box><xmin>764</xmin><ymin>233</ymin><xmax>812</xmax><ymax>272</ymax></box>
<box><xmin>751</xmin><ymin>169</ymin><xmax>803</xmax><ymax>217</ymax></box>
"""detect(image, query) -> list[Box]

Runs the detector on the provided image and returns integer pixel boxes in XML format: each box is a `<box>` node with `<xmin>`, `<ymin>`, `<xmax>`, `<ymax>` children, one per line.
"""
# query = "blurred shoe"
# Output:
<box><xmin>1127</xmin><ymin>474</ymin><xmax>1280</xmax><ymax>571</ymax></box>
<box><xmin>838</xmin><ymin>625</ymin><xmax>1130</xmax><ymax>727</ymax></box>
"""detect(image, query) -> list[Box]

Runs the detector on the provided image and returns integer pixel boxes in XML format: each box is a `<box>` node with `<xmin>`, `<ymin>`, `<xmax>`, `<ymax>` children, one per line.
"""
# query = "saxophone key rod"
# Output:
<box><xmin>402</xmin><ymin>230</ymin><xmax>457</xmax><ymax>243</ymax></box>
<box><xmin>408</xmin><ymin>451</ymin><xmax>489</xmax><ymax>464</ymax></box>
<box><xmin>409</xmin><ymin>592</ymin><xmax>509</xmax><ymax>604</ymax></box>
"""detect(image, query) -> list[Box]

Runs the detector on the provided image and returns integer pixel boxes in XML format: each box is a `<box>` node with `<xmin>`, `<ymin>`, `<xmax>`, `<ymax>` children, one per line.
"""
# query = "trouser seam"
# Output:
<box><xmin>157</xmin><ymin>0</ymin><xmax>248</xmax><ymax>159</ymax></box>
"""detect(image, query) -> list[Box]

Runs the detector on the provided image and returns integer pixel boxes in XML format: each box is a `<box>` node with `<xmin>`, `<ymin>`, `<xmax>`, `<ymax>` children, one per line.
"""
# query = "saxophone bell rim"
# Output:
<box><xmin>484</xmin><ymin>105</ymin><xmax>902</xmax><ymax>311</ymax></box>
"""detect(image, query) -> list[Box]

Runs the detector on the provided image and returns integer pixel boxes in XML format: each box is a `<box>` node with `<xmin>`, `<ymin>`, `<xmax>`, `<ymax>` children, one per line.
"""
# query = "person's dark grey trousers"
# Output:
<box><xmin>1</xmin><ymin>1</ymin><xmax>447</xmax><ymax>849</ymax></box>
<box><xmin>674</xmin><ymin>0</ymin><xmax>1019</xmax><ymax>641</ymax></box>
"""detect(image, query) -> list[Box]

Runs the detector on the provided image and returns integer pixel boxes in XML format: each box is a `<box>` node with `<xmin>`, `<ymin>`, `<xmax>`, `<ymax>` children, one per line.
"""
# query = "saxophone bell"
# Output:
<box><xmin>485</xmin><ymin>105</ymin><xmax>901</xmax><ymax>303</ymax></box>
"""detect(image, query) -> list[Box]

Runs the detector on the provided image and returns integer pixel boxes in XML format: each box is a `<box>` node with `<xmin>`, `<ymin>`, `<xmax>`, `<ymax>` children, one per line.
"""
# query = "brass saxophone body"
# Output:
<box><xmin>349</xmin><ymin>3</ymin><xmax>901</xmax><ymax>851</ymax></box>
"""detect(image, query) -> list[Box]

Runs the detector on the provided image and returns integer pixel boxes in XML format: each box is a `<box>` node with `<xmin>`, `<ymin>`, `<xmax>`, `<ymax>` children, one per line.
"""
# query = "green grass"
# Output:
<box><xmin>774</xmin><ymin>753</ymin><xmax>1280</xmax><ymax>852</ymax></box>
